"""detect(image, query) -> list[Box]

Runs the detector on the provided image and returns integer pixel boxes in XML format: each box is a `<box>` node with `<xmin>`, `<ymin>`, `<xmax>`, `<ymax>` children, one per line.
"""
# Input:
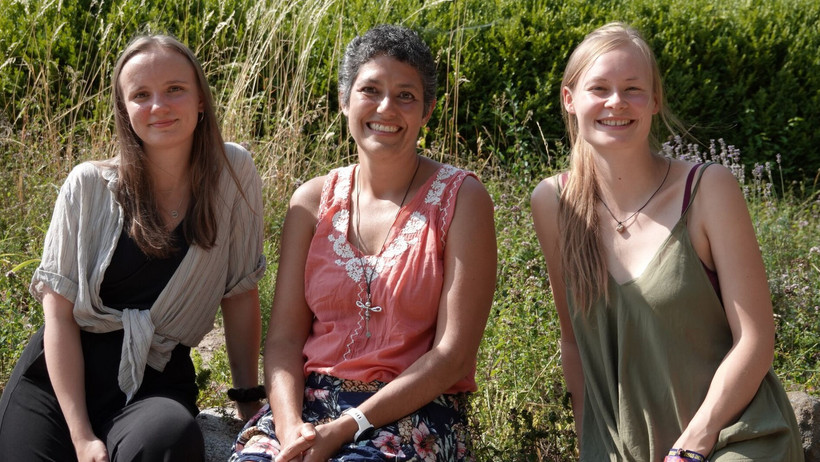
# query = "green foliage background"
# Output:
<box><xmin>1</xmin><ymin>0</ymin><xmax>819</xmax><ymax>181</ymax></box>
<box><xmin>1</xmin><ymin>0</ymin><xmax>818</xmax><ymax>460</ymax></box>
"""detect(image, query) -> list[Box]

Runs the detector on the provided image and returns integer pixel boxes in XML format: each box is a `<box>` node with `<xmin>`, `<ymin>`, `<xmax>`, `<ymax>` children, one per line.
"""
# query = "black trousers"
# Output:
<box><xmin>0</xmin><ymin>328</ymin><xmax>204</xmax><ymax>461</ymax></box>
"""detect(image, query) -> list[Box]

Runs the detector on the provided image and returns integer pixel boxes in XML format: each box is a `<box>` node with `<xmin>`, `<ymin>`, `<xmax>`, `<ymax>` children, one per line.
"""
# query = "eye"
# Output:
<box><xmin>398</xmin><ymin>91</ymin><xmax>417</xmax><ymax>102</ymax></box>
<box><xmin>131</xmin><ymin>91</ymin><xmax>149</xmax><ymax>100</ymax></box>
<box><xmin>168</xmin><ymin>85</ymin><xmax>184</xmax><ymax>93</ymax></box>
<box><xmin>359</xmin><ymin>86</ymin><xmax>378</xmax><ymax>95</ymax></box>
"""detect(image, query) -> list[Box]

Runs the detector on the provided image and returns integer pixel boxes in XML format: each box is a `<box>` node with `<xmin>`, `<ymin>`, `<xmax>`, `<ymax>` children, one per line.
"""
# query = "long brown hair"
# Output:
<box><xmin>558</xmin><ymin>22</ymin><xmax>685</xmax><ymax>311</ymax></box>
<box><xmin>108</xmin><ymin>34</ymin><xmax>226</xmax><ymax>258</ymax></box>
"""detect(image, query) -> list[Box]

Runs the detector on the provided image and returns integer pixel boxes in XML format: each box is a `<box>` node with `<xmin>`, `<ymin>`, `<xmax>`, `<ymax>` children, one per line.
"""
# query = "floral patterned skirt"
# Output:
<box><xmin>230</xmin><ymin>372</ymin><xmax>473</xmax><ymax>462</ymax></box>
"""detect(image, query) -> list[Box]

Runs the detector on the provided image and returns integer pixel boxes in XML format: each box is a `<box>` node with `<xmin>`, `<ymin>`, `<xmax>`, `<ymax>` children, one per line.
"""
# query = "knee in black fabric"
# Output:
<box><xmin>103</xmin><ymin>397</ymin><xmax>204</xmax><ymax>462</ymax></box>
<box><xmin>0</xmin><ymin>374</ymin><xmax>77</xmax><ymax>461</ymax></box>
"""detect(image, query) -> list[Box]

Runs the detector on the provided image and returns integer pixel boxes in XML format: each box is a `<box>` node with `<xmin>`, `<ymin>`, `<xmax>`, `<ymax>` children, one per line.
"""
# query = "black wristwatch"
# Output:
<box><xmin>341</xmin><ymin>407</ymin><xmax>375</xmax><ymax>442</ymax></box>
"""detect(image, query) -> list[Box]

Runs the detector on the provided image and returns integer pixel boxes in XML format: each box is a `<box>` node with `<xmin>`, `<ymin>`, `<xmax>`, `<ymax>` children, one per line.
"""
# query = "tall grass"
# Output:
<box><xmin>1</xmin><ymin>1</ymin><xmax>818</xmax><ymax>460</ymax></box>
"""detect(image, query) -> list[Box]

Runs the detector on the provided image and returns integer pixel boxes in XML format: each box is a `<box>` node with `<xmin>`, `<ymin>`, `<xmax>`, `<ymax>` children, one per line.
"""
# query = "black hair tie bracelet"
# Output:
<box><xmin>227</xmin><ymin>385</ymin><xmax>266</xmax><ymax>403</ymax></box>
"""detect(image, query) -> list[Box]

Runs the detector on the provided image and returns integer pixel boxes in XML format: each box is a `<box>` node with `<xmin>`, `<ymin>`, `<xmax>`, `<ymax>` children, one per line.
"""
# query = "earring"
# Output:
<box><xmin>198</xmin><ymin>112</ymin><xmax>205</xmax><ymax>123</ymax></box>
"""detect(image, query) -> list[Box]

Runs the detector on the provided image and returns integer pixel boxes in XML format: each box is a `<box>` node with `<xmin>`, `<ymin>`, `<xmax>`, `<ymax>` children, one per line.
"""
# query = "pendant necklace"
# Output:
<box><xmin>149</xmin><ymin>158</ymin><xmax>189</xmax><ymax>220</ymax></box>
<box><xmin>598</xmin><ymin>157</ymin><xmax>671</xmax><ymax>233</ymax></box>
<box><xmin>168</xmin><ymin>194</ymin><xmax>186</xmax><ymax>219</ymax></box>
<box><xmin>354</xmin><ymin>156</ymin><xmax>421</xmax><ymax>338</ymax></box>
<box><xmin>157</xmin><ymin>175</ymin><xmax>189</xmax><ymax>219</ymax></box>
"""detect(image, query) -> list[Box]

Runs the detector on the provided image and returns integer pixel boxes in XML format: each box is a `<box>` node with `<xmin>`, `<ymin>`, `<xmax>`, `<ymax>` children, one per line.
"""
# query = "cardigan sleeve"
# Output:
<box><xmin>29</xmin><ymin>163</ymin><xmax>101</xmax><ymax>304</ymax></box>
<box><xmin>222</xmin><ymin>142</ymin><xmax>266</xmax><ymax>298</ymax></box>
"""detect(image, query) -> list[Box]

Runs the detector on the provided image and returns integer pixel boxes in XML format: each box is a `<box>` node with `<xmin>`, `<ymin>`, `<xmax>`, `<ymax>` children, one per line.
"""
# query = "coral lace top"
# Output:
<box><xmin>302</xmin><ymin>163</ymin><xmax>478</xmax><ymax>394</ymax></box>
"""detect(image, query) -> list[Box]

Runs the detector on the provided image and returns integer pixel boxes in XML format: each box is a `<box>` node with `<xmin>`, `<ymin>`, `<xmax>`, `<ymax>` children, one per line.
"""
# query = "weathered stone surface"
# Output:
<box><xmin>198</xmin><ymin>393</ymin><xmax>820</xmax><ymax>461</ymax></box>
<box><xmin>198</xmin><ymin>408</ymin><xmax>244</xmax><ymax>462</ymax></box>
<box><xmin>788</xmin><ymin>391</ymin><xmax>820</xmax><ymax>462</ymax></box>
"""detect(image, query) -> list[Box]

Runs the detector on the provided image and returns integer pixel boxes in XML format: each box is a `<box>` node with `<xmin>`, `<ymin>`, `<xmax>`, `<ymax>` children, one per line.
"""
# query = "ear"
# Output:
<box><xmin>422</xmin><ymin>98</ymin><xmax>437</xmax><ymax>124</ymax></box>
<box><xmin>340</xmin><ymin>92</ymin><xmax>349</xmax><ymax>116</ymax></box>
<box><xmin>198</xmin><ymin>91</ymin><xmax>205</xmax><ymax>112</ymax></box>
<box><xmin>652</xmin><ymin>93</ymin><xmax>659</xmax><ymax>115</ymax></box>
<box><xmin>562</xmin><ymin>86</ymin><xmax>576</xmax><ymax>114</ymax></box>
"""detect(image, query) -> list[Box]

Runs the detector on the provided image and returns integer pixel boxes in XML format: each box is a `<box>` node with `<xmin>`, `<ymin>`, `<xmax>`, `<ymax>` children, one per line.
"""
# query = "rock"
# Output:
<box><xmin>197</xmin><ymin>407</ymin><xmax>245</xmax><ymax>462</ymax></box>
<box><xmin>788</xmin><ymin>391</ymin><xmax>820</xmax><ymax>462</ymax></box>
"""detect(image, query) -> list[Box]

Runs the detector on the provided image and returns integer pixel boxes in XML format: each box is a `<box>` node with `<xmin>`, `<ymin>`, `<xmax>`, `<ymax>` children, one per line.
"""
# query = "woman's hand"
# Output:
<box><xmin>74</xmin><ymin>436</ymin><xmax>109</xmax><ymax>462</ymax></box>
<box><xmin>274</xmin><ymin>422</ymin><xmax>317</xmax><ymax>461</ymax></box>
<box><xmin>277</xmin><ymin>418</ymin><xmax>357</xmax><ymax>462</ymax></box>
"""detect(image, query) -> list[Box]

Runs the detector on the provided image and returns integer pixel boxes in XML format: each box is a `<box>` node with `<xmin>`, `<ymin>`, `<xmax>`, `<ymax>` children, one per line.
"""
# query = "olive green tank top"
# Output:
<box><xmin>568</xmin><ymin>164</ymin><xmax>803</xmax><ymax>461</ymax></box>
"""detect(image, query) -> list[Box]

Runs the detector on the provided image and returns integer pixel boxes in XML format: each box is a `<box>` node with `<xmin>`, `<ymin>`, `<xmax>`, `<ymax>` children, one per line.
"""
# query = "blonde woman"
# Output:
<box><xmin>531</xmin><ymin>22</ymin><xmax>802</xmax><ymax>461</ymax></box>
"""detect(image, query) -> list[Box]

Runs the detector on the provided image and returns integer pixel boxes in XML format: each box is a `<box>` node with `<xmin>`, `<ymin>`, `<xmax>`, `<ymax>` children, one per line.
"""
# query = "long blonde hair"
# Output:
<box><xmin>108</xmin><ymin>35</ymin><xmax>228</xmax><ymax>258</ymax></box>
<box><xmin>558</xmin><ymin>22</ymin><xmax>684</xmax><ymax>311</ymax></box>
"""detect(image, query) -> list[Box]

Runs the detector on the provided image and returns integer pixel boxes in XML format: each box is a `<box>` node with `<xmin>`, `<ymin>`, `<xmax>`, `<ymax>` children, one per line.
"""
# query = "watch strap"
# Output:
<box><xmin>342</xmin><ymin>407</ymin><xmax>374</xmax><ymax>442</ymax></box>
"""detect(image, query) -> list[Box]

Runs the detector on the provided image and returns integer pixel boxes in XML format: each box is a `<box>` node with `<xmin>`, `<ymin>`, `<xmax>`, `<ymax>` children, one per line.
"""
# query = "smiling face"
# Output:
<box><xmin>563</xmin><ymin>44</ymin><xmax>658</xmax><ymax>155</ymax></box>
<box><xmin>342</xmin><ymin>54</ymin><xmax>431</xmax><ymax>159</ymax></box>
<box><xmin>118</xmin><ymin>45</ymin><xmax>203</xmax><ymax>157</ymax></box>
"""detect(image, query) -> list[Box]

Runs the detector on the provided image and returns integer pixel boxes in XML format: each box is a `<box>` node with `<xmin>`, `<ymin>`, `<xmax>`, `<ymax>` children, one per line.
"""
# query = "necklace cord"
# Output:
<box><xmin>598</xmin><ymin>157</ymin><xmax>671</xmax><ymax>233</ymax></box>
<box><xmin>354</xmin><ymin>155</ymin><xmax>421</xmax><ymax>258</ymax></box>
<box><xmin>353</xmin><ymin>155</ymin><xmax>422</xmax><ymax>338</ymax></box>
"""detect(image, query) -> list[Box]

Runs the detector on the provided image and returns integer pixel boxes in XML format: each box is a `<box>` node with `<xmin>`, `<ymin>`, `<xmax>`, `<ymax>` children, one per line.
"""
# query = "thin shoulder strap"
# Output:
<box><xmin>681</xmin><ymin>162</ymin><xmax>716</xmax><ymax>217</ymax></box>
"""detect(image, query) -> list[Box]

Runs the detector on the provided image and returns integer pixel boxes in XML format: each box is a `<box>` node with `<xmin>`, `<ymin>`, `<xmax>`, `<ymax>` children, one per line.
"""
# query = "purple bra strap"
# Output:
<box><xmin>681</xmin><ymin>163</ymin><xmax>702</xmax><ymax>214</ymax></box>
<box><xmin>681</xmin><ymin>162</ymin><xmax>722</xmax><ymax>301</ymax></box>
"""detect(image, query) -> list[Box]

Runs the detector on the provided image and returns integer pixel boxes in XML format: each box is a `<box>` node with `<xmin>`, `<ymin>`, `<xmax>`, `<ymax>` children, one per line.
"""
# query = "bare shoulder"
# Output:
<box><xmin>531</xmin><ymin>173</ymin><xmax>564</xmax><ymax>218</ymax></box>
<box><xmin>693</xmin><ymin>163</ymin><xmax>746</xmax><ymax>214</ymax></box>
<box><xmin>450</xmin><ymin>175</ymin><xmax>495</xmax><ymax>235</ymax></box>
<box><xmin>289</xmin><ymin>175</ymin><xmax>326</xmax><ymax>217</ymax></box>
<box><xmin>457</xmin><ymin>174</ymin><xmax>492</xmax><ymax>205</ymax></box>
<box><xmin>699</xmin><ymin>162</ymin><xmax>741</xmax><ymax>189</ymax></box>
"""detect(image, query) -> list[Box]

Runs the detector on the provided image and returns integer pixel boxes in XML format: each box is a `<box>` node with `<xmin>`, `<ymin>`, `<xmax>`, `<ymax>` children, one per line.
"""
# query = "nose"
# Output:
<box><xmin>377</xmin><ymin>94</ymin><xmax>396</xmax><ymax>114</ymax></box>
<box><xmin>605</xmin><ymin>91</ymin><xmax>627</xmax><ymax>109</ymax></box>
<box><xmin>149</xmin><ymin>94</ymin><xmax>169</xmax><ymax>113</ymax></box>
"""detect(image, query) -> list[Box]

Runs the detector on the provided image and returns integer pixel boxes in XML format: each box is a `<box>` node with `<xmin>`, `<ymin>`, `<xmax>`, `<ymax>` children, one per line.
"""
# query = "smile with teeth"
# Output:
<box><xmin>368</xmin><ymin>122</ymin><xmax>400</xmax><ymax>133</ymax></box>
<box><xmin>598</xmin><ymin>119</ymin><xmax>632</xmax><ymax>127</ymax></box>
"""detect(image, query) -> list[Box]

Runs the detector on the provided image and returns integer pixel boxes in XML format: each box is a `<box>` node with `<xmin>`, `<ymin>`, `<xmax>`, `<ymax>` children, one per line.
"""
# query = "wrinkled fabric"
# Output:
<box><xmin>29</xmin><ymin>142</ymin><xmax>266</xmax><ymax>400</ymax></box>
<box><xmin>569</xmin><ymin>165</ymin><xmax>803</xmax><ymax>461</ymax></box>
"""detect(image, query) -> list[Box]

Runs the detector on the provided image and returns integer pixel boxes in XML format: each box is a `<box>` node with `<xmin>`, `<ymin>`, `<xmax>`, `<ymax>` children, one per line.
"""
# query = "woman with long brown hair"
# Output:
<box><xmin>531</xmin><ymin>22</ymin><xmax>802</xmax><ymax>461</ymax></box>
<box><xmin>0</xmin><ymin>34</ymin><xmax>266</xmax><ymax>461</ymax></box>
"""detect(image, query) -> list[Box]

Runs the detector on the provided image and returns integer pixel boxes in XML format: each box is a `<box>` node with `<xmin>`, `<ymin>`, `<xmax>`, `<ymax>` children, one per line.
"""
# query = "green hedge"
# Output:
<box><xmin>1</xmin><ymin>0</ymin><xmax>818</xmax><ymax>182</ymax></box>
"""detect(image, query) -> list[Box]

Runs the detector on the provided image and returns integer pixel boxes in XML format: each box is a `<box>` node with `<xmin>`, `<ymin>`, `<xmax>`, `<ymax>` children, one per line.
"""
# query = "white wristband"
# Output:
<box><xmin>341</xmin><ymin>407</ymin><xmax>375</xmax><ymax>442</ymax></box>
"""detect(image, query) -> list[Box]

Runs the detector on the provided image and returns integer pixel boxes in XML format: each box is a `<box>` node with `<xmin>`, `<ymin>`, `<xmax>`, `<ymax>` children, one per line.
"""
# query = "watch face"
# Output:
<box><xmin>355</xmin><ymin>425</ymin><xmax>376</xmax><ymax>443</ymax></box>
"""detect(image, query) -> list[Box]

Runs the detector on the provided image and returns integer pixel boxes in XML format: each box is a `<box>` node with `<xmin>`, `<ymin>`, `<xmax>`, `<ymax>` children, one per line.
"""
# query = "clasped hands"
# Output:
<box><xmin>275</xmin><ymin>418</ymin><xmax>353</xmax><ymax>462</ymax></box>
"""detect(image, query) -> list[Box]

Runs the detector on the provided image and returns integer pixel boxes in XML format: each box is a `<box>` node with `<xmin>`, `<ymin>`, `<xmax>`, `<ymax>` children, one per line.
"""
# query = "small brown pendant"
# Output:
<box><xmin>615</xmin><ymin>223</ymin><xmax>626</xmax><ymax>233</ymax></box>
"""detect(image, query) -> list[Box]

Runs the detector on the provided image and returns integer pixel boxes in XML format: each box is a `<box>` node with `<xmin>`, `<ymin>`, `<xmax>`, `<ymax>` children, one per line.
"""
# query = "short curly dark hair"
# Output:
<box><xmin>338</xmin><ymin>24</ymin><xmax>437</xmax><ymax>117</ymax></box>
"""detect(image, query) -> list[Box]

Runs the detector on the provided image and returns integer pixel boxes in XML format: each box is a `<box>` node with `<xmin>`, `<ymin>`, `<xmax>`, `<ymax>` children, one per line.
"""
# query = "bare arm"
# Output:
<box><xmin>42</xmin><ymin>288</ymin><xmax>109</xmax><ymax>462</ymax></box>
<box><xmin>531</xmin><ymin>176</ymin><xmax>585</xmax><ymax>441</ymax></box>
<box><xmin>222</xmin><ymin>287</ymin><xmax>262</xmax><ymax>420</ymax></box>
<box><xmin>673</xmin><ymin>165</ymin><xmax>776</xmax><ymax>455</ymax></box>
<box><xmin>262</xmin><ymin>177</ymin><xmax>323</xmax><ymax>452</ymax></box>
<box><xmin>278</xmin><ymin>176</ymin><xmax>498</xmax><ymax>462</ymax></box>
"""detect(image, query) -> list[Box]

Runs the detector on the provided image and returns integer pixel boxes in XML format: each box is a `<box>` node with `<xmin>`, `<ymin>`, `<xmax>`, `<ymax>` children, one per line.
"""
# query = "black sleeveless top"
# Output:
<box><xmin>83</xmin><ymin>224</ymin><xmax>199</xmax><ymax>424</ymax></box>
